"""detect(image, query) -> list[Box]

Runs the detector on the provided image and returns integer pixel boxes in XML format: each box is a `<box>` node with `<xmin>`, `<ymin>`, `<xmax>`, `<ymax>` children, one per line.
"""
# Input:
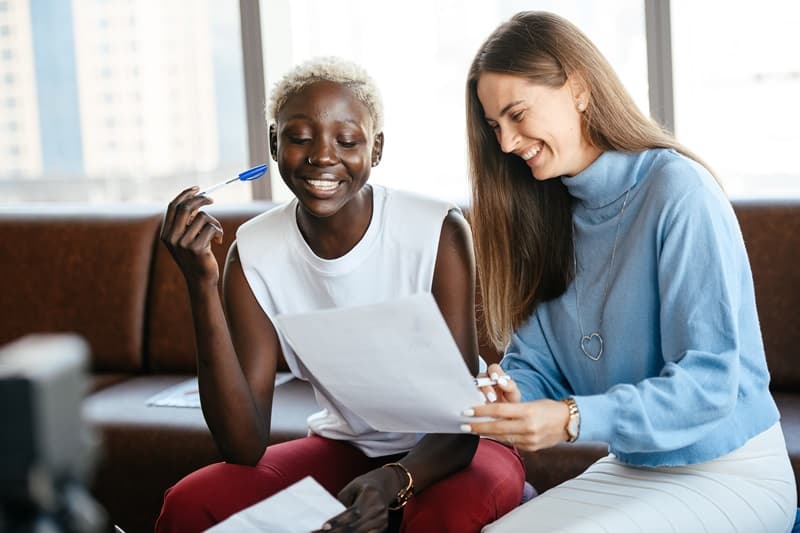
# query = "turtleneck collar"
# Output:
<box><xmin>560</xmin><ymin>151</ymin><xmax>643</xmax><ymax>209</ymax></box>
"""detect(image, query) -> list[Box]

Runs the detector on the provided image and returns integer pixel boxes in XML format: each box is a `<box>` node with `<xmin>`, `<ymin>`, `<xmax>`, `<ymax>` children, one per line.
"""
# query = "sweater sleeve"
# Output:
<box><xmin>500</xmin><ymin>312</ymin><xmax>572</xmax><ymax>401</ymax></box>
<box><xmin>575</xmin><ymin>181</ymin><xmax>746</xmax><ymax>453</ymax></box>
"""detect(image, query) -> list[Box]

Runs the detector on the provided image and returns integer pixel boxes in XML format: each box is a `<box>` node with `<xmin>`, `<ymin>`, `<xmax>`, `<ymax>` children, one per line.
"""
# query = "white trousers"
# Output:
<box><xmin>483</xmin><ymin>423</ymin><xmax>796</xmax><ymax>533</ymax></box>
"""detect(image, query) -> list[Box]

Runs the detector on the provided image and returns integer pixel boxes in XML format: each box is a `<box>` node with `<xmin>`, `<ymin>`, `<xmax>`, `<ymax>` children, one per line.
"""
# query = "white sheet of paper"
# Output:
<box><xmin>206</xmin><ymin>476</ymin><xmax>344</xmax><ymax>533</ymax></box>
<box><xmin>274</xmin><ymin>293</ymin><xmax>487</xmax><ymax>433</ymax></box>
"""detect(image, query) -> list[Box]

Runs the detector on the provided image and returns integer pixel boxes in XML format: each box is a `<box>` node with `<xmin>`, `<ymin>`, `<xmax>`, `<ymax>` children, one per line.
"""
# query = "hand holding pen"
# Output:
<box><xmin>160</xmin><ymin>164</ymin><xmax>267</xmax><ymax>287</ymax></box>
<box><xmin>473</xmin><ymin>365</ymin><xmax>519</xmax><ymax>404</ymax></box>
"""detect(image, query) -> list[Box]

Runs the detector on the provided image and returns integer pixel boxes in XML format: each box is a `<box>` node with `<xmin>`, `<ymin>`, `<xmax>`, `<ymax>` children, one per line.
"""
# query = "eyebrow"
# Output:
<box><xmin>486</xmin><ymin>99</ymin><xmax>525</xmax><ymax>122</ymax></box>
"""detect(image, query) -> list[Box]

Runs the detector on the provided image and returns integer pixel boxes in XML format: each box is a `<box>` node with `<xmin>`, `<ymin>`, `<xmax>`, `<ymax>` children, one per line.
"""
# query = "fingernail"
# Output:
<box><xmin>462</xmin><ymin>408</ymin><xmax>474</xmax><ymax>416</ymax></box>
<box><xmin>322</xmin><ymin>524</ymin><xmax>332</xmax><ymax>531</ymax></box>
<box><xmin>487</xmin><ymin>390</ymin><xmax>497</xmax><ymax>402</ymax></box>
<box><xmin>498</xmin><ymin>377</ymin><xmax>509</xmax><ymax>386</ymax></box>
<box><xmin>490</xmin><ymin>372</ymin><xmax>499</xmax><ymax>380</ymax></box>
<box><xmin>460</xmin><ymin>424</ymin><xmax>472</xmax><ymax>433</ymax></box>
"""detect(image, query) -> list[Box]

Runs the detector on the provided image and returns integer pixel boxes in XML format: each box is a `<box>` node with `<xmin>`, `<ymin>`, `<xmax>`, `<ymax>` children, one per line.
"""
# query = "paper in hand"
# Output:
<box><xmin>274</xmin><ymin>293</ymin><xmax>487</xmax><ymax>433</ymax></box>
<box><xmin>206</xmin><ymin>476</ymin><xmax>344</xmax><ymax>533</ymax></box>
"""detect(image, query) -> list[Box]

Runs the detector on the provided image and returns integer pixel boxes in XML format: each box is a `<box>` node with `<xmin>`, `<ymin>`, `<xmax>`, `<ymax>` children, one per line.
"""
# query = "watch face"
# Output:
<box><xmin>568</xmin><ymin>418</ymin><xmax>579</xmax><ymax>438</ymax></box>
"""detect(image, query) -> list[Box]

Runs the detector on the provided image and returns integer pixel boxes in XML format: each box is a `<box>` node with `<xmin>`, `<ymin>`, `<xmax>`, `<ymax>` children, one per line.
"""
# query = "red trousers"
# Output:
<box><xmin>156</xmin><ymin>436</ymin><xmax>525</xmax><ymax>533</ymax></box>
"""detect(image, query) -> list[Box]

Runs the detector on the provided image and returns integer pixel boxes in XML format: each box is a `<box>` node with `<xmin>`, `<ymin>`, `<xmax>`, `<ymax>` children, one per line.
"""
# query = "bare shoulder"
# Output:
<box><xmin>434</xmin><ymin>209</ymin><xmax>475</xmax><ymax>281</ymax></box>
<box><xmin>438</xmin><ymin>209</ymin><xmax>474</xmax><ymax>256</ymax></box>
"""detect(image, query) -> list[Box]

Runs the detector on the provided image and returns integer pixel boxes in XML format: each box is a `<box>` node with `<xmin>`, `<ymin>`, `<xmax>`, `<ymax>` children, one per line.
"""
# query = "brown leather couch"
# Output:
<box><xmin>1</xmin><ymin>199</ymin><xmax>798</xmax><ymax>533</ymax></box>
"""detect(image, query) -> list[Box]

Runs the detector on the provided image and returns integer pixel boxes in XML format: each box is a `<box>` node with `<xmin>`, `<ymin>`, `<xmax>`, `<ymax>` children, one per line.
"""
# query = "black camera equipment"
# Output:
<box><xmin>0</xmin><ymin>335</ymin><xmax>107</xmax><ymax>533</ymax></box>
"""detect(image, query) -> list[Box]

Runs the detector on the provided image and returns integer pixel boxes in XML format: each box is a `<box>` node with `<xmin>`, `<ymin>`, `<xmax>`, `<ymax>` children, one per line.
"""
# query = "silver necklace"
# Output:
<box><xmin>572</xmin><ymin>189</ymin><xmax>631</xmax><ymax>361</ymax></box>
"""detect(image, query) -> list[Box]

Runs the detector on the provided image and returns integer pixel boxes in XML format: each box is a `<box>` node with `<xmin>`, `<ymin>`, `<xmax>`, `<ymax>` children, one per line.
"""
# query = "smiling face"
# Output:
<box><xmin>476</xmin><ymin>72</ymin><xmax>600</xmax><ymax>180</ymax></box>
<box><xmin>270</xmin><ymin>80</ymin><xmax>383</xmax><ymax>219</ymax></box>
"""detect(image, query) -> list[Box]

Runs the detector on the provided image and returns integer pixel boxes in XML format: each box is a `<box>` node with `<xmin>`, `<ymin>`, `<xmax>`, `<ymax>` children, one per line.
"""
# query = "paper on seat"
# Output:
<box><xmin>274</xmin><ymin>293</ymin><xmax>487</xmax><ymax>433</ymax></box>
<box><xmin>145</xmin><ymin>372</ymin><xmax>294</xmax><ymax>408</ymax></box>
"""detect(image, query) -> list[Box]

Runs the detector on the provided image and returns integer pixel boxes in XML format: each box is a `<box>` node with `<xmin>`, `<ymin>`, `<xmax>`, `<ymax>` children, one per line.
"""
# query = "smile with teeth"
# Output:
<box><xmin>520</xmin><ymin>146</ymin><xmax>541</xmax><ymax>161</ymax></box>
<box><xmin>305</xmin><ymin>179</ymin><xmax>341</xmax><ymax>191</ymax></box>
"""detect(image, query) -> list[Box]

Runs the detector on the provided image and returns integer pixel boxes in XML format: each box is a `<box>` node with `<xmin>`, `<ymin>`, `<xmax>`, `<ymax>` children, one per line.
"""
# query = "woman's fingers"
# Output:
<box><xmin>464</xmin><ymin>399</ymin><xmax>571</xmax><ymax>452</ymax></box>
<box><xmin>496</xmin><ymin>377</ymin><xmax>521</xmax><ymax>403</ymax></box>
<box><xmin>465</xmin><ymin>402</ymin><xmax>531</xmax><ymax>433</ymax></box>
<box><xmin>191</xmin><ymin>218</ymin><xmax>224</xmax><ymax>251</ymax></box>
<box><xmin>163</xmin><ymin>192</ymin><xmax>213</xmax><ymax>244</ymax></box>
<box><xmin>472</xmin><ymin>399</ymin><xmax>530</xmax><ymax>418</ymax></box>
<box><xmin>319</xmin><ymin>506</ymin><xmax>360</xmax><ymax>531</ymax></box>
<box><xmin>163</xmin><ymin>186</ymin><xmax>199</xmax><ymax>233</ymax></box>
<box><xmin>179</xmin><ymin>212</ymin><xmax>221</xmax><ymax>249</ymax></box>
<box><xmin>479</xmin><ymin>384</ymin><xmax>497</xmax><ymax>403</ymax></box>
<box><xmin>476</xmin><ymin>364</ymin><xmax>519</xmax><ymax>403</ymax></box>
<box><xmin>485</xmin><ymin>363</ymin><xmax>505</xmax><ymax>378</ymax></box>
<box><xmin>174</xmin><ymin>194</ymin><xmax>214</xmax><ymax>230</ymax></box>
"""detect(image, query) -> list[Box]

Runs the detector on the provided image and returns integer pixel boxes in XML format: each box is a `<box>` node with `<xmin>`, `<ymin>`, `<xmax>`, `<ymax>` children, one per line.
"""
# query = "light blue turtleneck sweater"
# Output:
<box><xmin>501</xmin><ymin>148</ymin><xmax>779</xmax><ymax>467</ymax></box>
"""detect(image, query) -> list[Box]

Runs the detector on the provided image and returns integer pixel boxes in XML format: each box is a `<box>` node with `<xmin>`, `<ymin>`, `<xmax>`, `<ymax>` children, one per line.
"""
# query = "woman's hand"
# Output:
<box><xmin>477</xmin><ymin>364</ymin><xmax>521</xmax><ymax>404</ymax></box>
<box><xmin>160</xmin><ymin>187</ymin><xmax>224</xmax><ymax>288</ymax></box>
<box><xmin>316</xmin><ymin>467</ymin><xmax>404</xmax><ymax>533</ymax></box>
<box><xmin>464</xmin><ymin>396</ymin><xmax>571</xmax><ymax>452</ymax></box>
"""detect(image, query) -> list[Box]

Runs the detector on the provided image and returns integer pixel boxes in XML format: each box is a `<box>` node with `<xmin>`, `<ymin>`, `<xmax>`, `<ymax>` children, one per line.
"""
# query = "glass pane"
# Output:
<box><xmin>0</xmin><ymin>0</ymin><xmax>248</xmax><ymax>203</ymax></box>
<box><xmin>672</xmin><ymin>0</ymin><xmax>800</xmax><ymax>198</ymax></box>
<box><xmin>261</xmin><ymin>0</ymin><xmax>648</xmax><ymax>205</ymax></box>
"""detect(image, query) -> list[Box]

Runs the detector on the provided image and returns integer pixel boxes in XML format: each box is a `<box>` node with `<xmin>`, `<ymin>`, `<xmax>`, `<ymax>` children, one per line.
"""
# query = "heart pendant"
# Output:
<box><xmin>580</xmin><ymin>333</ymin><xmax>603</xmax><ymax>361</ymax></box>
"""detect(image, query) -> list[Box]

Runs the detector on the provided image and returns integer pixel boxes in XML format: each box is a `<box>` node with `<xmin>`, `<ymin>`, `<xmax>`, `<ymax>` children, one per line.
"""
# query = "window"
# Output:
<box><xmin>260</xmin><ymin>0</ymin><xmax>648</xmax><ymax>205</ymax></box>
<box><xmin>0</xmin><ymin>0</ymin><xmax>248</xmax><ymax>203</ymax></box>
<box><xmin>672</xmin><ymin>0</ymin><xmax>800</xmax><ymax>198</ymax></box>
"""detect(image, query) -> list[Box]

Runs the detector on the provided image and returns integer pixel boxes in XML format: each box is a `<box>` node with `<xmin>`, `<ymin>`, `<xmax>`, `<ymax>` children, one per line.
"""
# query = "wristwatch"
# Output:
<box><xmin>561</xmin><ymin>397</ymin><xmax>580</xmax><ymax>443</ymax></box>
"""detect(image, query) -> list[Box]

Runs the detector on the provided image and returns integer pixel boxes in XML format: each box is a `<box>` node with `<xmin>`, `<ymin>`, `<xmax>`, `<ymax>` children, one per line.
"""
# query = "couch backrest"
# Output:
<box><xmin>733</xmin><ymin>199</ymin><xmax>800</xmax><ymax>391</ymax></box>
<box><xmin>145</xmin><ymin>203</ymin><xmax>281</xmax><ymax>373</ymax></box>
<box><xmin>1</xmin><ymin>199</ymin><xmax>797</xmax><ymax>389</ymax></box>
<box><xmin>0</xmin><ymin>206</ymin><xmax>162</xmax><ymax>372</ymax></box>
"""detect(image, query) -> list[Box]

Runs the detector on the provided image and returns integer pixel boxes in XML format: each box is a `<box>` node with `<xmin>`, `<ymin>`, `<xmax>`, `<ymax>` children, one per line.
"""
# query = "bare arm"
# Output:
<box><xmin>160</xmin><ymin>188</ymin><xmax>280</xmax><ymax>465</ymax></box>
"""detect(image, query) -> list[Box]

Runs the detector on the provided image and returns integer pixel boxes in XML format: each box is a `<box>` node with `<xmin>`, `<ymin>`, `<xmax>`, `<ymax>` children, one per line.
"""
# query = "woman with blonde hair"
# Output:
<box><xmin>155</xmin><ymin>56</ymin><xmax>524</xmax><ymax>533</ymax></box>
<box><xmin>462</xmin><ymin>11</ymin><xmax>796</xmax><ymax>532</ymax></box>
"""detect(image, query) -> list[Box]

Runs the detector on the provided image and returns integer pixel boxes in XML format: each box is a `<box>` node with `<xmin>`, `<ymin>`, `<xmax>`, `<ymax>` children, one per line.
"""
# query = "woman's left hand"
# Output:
<box><xmin>465</xmin><ymin>399</ymin><xmax>571</xmax><ymax>452</ymax></box>
<box><xmin>315</xmin><ymin>467</ymin><xmax>402</xmax><ymax>533</ymax></box>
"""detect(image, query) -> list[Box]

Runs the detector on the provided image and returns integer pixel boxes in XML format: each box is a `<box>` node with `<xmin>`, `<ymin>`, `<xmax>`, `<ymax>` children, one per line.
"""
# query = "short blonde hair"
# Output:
<box><xmin>267</xmin><ymin>56</ymin><xmax>384</xmax><ymax>133</ymax></box>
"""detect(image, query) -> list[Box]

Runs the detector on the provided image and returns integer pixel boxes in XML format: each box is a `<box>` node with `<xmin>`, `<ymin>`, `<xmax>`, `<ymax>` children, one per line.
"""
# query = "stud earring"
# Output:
<box><xmin>577</xmin><ymin>102</ymin><xmax>587</xmax><ymax>112</ymax></box>
<box><xmin>307</xmin><ymin>156</ymin><xmax>313</xmax><ymax>165</ymax></box>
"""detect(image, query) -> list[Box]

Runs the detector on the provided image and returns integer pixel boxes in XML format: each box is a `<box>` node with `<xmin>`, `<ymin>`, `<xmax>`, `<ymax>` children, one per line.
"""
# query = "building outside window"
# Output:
<box><xmin>0</xmin><ymin>0</ymin><xmax>248</xmax><ymax>203</ymax></box>
<box><xmin>1</xmin><ymin>0</ymin><xmax>796</xmax><ymax>204</ymax></box>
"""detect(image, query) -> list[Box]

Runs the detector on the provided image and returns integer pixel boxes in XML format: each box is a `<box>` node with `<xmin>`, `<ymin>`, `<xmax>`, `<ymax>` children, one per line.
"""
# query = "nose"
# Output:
<box><xmin>497</xmin><ymin>125</ymin><xmax>519</xmax><ymax>154</ymax></box>
<box><xmin>308</xmin><ymin>137</ymin><xmax>338</xmax><ymax>166</ymax></box>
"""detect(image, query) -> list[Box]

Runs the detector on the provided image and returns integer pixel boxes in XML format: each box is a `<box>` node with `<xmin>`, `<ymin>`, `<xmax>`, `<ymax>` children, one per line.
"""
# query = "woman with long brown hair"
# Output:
<box><xmin>462</xmin><ymin>11</ymin><xmax>796</xmax><ymax>532</ymax></box>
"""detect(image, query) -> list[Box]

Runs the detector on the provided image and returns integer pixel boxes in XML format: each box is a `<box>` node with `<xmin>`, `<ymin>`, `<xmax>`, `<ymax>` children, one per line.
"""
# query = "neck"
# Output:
<box><xmin>296</xmin><ymin>185</ymin><xmax>373</xmax><ymax>259</ymax></box>
<box><xmin>568</xmin><ymin>143</ymin><xmax>603</xmax><ymax>178</ymax></box>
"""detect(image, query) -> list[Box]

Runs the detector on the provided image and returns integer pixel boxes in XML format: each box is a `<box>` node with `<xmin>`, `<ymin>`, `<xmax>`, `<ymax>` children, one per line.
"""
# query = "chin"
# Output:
<box><xmin>531</xmin><ymin>169</ymin><xmax>558</xmax><ymax>182</ymax></box>
<box><xmin>298</xmin><ymin>200</ymin><xmax>341</xmax><ymax>219</ymax></box>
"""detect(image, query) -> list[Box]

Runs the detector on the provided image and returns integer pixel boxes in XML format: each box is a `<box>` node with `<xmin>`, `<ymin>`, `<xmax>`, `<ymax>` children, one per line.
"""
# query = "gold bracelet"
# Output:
<box><xmin>382</xmin><ymin>462</ymin><xmax>414</xmax><ymax>510</ymax></box>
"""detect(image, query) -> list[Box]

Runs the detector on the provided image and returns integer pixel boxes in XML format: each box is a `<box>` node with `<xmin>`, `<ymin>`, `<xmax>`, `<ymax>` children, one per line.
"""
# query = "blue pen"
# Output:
<box><xmin>198</xmin><ymin>164</ymin><xmax>268</xmax><ymax>196</ymax></box>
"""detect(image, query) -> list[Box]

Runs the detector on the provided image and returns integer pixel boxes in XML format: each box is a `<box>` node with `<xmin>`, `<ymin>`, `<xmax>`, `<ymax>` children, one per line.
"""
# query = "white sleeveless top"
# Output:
<box><xmin>236</xmin><ymin>185</ymin><xmax>456</xmax><ymax>457</ymax></box>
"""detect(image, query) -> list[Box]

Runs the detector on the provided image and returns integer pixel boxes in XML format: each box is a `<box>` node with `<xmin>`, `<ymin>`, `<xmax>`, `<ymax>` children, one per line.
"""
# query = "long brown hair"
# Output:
<box><xmin>467</xmin><ymin>11</ymin><xmax>709</xmax><ymax>350</ymax></box>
